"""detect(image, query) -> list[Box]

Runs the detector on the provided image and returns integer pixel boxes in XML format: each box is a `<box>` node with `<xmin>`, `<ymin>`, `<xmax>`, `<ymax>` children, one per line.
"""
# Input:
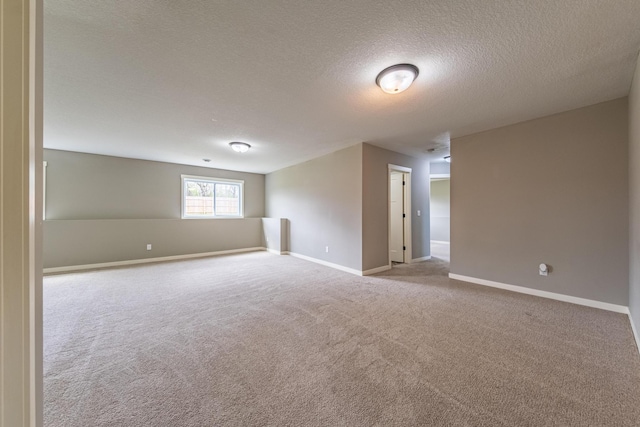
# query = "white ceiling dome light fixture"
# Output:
<box><xmin>375</xmin><ymin>64</ymin><xmax>419</xmax><ymax>94</ymax></box>
<box><xmin>229</xmin><ymin>142</ymin><xmax>251</xmax><ymax>153</ymax></box>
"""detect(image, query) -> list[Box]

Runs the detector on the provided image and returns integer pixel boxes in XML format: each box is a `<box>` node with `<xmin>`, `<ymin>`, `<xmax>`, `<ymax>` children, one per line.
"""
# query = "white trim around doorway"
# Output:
<box><xmin>388</xmin><ymin>164</ymin><xmax>412</xmax><ymax>265</ymax></box>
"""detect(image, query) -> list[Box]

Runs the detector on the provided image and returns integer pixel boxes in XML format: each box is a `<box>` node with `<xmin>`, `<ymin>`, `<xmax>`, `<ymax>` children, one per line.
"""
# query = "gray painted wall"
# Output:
<box><xmin>629</xmin><ymin>56</ymin><xmax>640</xmax><ymax>333</ymax></box>
<box><xmin>44</xmin><ymin>219</ymin><xmax>263</xmax><ymax>268</ymax></box>
<box><xmin>451</xmin><ymin>98</ymin><xmax>629</xmax><ymax>305</ymax></box>
<box><xmin>44</xmin><ymin>149</ymin><xmax>265</xmax><ymax>219</ymax></box>
<box><xmin>430</xmin><ymin>179</ymin><xmax>450</xmax><ymax>242</ymax></box>
<box><xmin>262</xmin><ymin>218</ymin><xmax>289</xmax><ymax>254</ymax></box>
<box><xmin>43</xmin><ymin>150</ymin><xmax>266</xmax><ymax>268</ymax></box>
<box><xmin>362</xmin><ymin>144</ymin><xmax>430</xmax><ymax>270</ymax></box>
<box><xmin>265</xmin><ymin>144</ymin><xmax>363</xmax><ymax>271</ymax></box>
<box><xmin>430</xmin><ymin>161</ymin><xmax>450</xmax><ymax>176</ymax></box>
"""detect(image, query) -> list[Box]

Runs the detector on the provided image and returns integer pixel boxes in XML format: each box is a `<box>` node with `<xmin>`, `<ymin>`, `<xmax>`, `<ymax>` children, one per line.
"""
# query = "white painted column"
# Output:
<box><xmin>1</xmin><ymin>0</ymin><xmax>43</xmax><ymax>426</ymax></box>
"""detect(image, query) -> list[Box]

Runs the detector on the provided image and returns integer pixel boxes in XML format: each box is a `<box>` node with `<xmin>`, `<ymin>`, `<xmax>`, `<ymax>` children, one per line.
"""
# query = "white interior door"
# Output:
<box><xmin>390</xmin><ymin>172</ymin><xmax>404</xmax><ymax>262</ymax></box>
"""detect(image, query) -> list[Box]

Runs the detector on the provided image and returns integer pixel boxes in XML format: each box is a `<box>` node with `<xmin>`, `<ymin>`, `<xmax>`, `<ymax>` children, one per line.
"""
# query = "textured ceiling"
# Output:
<box><xmin>44</xmin><ymin>0</ymin><xmax>640</xmax><ymax>173</ymax></box>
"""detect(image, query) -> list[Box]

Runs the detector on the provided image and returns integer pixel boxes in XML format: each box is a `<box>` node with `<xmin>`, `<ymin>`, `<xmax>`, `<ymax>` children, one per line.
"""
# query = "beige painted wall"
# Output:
<box><xmin>362</xmin><ymin>143</ymin><xmax>430</xmax><ymax>270</ymax></box>
<box><xmin>44</xmin><ymin>219</ymin><xmax>263</xmax><ymax>268</ymax></box>
<box><xmin>42</xmin><ymin>150</ymin><xmax>266</xmax><ymax>268</ymax></box>
<box><xmin>44</xmin><ymin>149</ymin><xmax>265</xmax><ymax>219</ymax></box>
<box><xmin>629</xmin><ymin>55</ymin><xmax>640</xmax><ymax>333</ymax></box>
<box><xmin>430</xmin><ymin>179</ymin><xmax>450</xmax><ymax>242</ymax></box>
<box><xmin>451</xmin><ymin>98</ymin><xmax>629</xmax><ymax>305</ymax></box>
<box><xmin>262</xmin><ymin>218</ymin><xmax>288</xmax><ymax>254</ymax></box>
<box><xmin>265</xmin><ymin>143</ymin><xmax>430</xmax><ymax>272</ymax></box>
<box><xmin>265</xmin><ymin>144</ymin><xmax>363</xmax><ymax>271</ymax></box>
<box><xmin>0</xmin><ymin>0</ymin><xmax>43</xmax><ymax>425</ymax></box>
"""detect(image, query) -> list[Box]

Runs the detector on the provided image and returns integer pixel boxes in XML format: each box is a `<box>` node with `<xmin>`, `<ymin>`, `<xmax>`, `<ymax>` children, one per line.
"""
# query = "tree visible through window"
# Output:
<box><xmin>182</xmin><ymin>176</ymin><xmax>243</xmax><ymax>218</ymax></box>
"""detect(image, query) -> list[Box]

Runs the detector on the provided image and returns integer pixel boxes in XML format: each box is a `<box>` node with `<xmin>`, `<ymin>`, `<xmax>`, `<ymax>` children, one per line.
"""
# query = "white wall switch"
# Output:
<box><xmin>417</xmin><ymin>210</ymin><xmax>421</xmax><ymax>216</ymax></box>
<box><xmin>325</xmin><ymin>246</ymin><xmax>329</xmax><ymax>253</ymax></box>
<box><xmin>146</xmin><ymin>244</ymin><xmax>152</xmax><ymax>251</ymax></box>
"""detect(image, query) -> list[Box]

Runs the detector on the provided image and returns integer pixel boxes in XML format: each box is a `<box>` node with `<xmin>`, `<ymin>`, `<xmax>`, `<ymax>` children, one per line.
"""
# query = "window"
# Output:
<box><xmin>181</xmin><ymin>175</ymin><xmax>244</xmax><ymax>218</ymax></box>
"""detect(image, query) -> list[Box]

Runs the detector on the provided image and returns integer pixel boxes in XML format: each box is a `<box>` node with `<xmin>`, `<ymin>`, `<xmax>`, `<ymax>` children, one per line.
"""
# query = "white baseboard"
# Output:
<box><xmin>362</xmin><ymin>264</ymin><xmax>392</xmax><ymax>276</ymax></box>
<box><xmin>43</xmin><ymin>247</ymin><xmax>266</xmax><ymax>274</ymax></box>
<box><xmin>288</xmin><ymin>252</ymin><xmax>363</xmax><ymax>276</ymax></box>
<box><xmin>629</xmin><ymin>312</ymin><xmax>640</xmax><ymax>354</ymax></box>
<box><xmin>412</xmin><ymin>256</ymin><xmax>432</xmax><ymax>262</ymax></box>
<box><xmin>287</xmin><ymin>252</ymin><xmax>389</xmax><ymax>276</ymax></box>
<box><xmin>448</xmin><ymin>273</ymin><xmax>629</xmax><ymax>314</ymax></box>
<box><xmin>430</xmin><ymin>240</ymin><xmax>450</xmax><ymax>245</ymax></box>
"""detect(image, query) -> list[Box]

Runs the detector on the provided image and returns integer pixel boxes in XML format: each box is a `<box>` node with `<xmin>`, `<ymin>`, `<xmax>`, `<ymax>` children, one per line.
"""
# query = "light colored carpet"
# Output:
<box><xmin>44</xmin><ymin>252</ymin><xmax>640</xmax><ymax>426</ymax></box>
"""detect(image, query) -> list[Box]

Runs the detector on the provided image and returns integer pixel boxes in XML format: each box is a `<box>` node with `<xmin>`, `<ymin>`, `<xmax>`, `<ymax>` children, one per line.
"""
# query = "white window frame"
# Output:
<box><xmin>181</xmin><ymin>174</ymin><xmax>244</xmax><ymax>219</ymax></box>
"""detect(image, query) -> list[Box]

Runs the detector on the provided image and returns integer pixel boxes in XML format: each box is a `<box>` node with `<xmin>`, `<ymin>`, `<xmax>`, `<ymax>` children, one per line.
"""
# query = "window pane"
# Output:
<box><xmin>215</xmin><ymin>183</ymin><xmax>240</xmax><ymax>216</ymax></box>
<box><xmin>181</xmin><ymin>176</ymin><xmax>243</xmax><ymax>218</ymax></box>
<box><xmin>185</xmin><ymin>180</ymin><xmax>214</xmax><ymax>216</ymax></box>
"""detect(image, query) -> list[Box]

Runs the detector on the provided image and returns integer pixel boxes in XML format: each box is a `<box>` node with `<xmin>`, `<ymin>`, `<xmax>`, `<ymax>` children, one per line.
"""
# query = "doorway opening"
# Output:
<box><xmin>429</xmin><ymin>176</ymin><xmax>450</xmax><ymax>262</ymax></box>
<box><xmin>388</xmin><ymin>164</ymin><xmax>412</xmax><ymax>265</ymax></box>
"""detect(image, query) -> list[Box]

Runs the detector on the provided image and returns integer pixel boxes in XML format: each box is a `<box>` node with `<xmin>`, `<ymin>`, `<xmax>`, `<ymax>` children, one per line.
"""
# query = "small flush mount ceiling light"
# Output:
<box><xmin>376</xmin><ymin>64</ymin><xmax>419</xmax><ymax>94</ymax></box>
<box><xmin>229</xmin><ymin>142</ymin><xmax>251</xmax><ymax>153</ymax></box>
<box><xmin>444</xmin><ymin>155</ymin><xmax>451</xmax><ymax>163</ymax></box>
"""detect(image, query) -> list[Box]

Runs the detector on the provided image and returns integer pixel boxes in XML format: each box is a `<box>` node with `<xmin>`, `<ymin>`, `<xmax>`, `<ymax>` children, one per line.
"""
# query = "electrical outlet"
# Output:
<box><xmin>146</xmin><ymin>244</ymin><xmax>152</xmax><ymax>251</ymax></box>
<box><xmin>417</xmin><ymin>210</ymin><xmax>421</xmax><ymax>216</ymax></box>
<box><xmin>325</xmin><ymin>246</ymin><xmax>329</xmax><ymax>253</ymax></box>
<box><xmin>539</xmin><ymin>263</ymin><xmax>548</xmax><ymax>276</ymax></box>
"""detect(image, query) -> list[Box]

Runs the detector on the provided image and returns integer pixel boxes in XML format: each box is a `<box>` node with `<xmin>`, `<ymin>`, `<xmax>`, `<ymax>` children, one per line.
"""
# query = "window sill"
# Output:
<box><xmin>181</xmin><ymin>216</ymin><xmax>245</xmax><ymax>220</ymax></box>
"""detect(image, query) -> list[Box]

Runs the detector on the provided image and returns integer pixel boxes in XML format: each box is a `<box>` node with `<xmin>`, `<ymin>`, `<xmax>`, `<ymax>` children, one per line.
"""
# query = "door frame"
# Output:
<box><xmin>1</xmin><ymin>0</ymin><xmax>44</xmax><ymax>425</ymax></box>
<box><xmin>388</xmin><ymin>164</ymin><xmax>412</xmax><ymax>265</ymax></box>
